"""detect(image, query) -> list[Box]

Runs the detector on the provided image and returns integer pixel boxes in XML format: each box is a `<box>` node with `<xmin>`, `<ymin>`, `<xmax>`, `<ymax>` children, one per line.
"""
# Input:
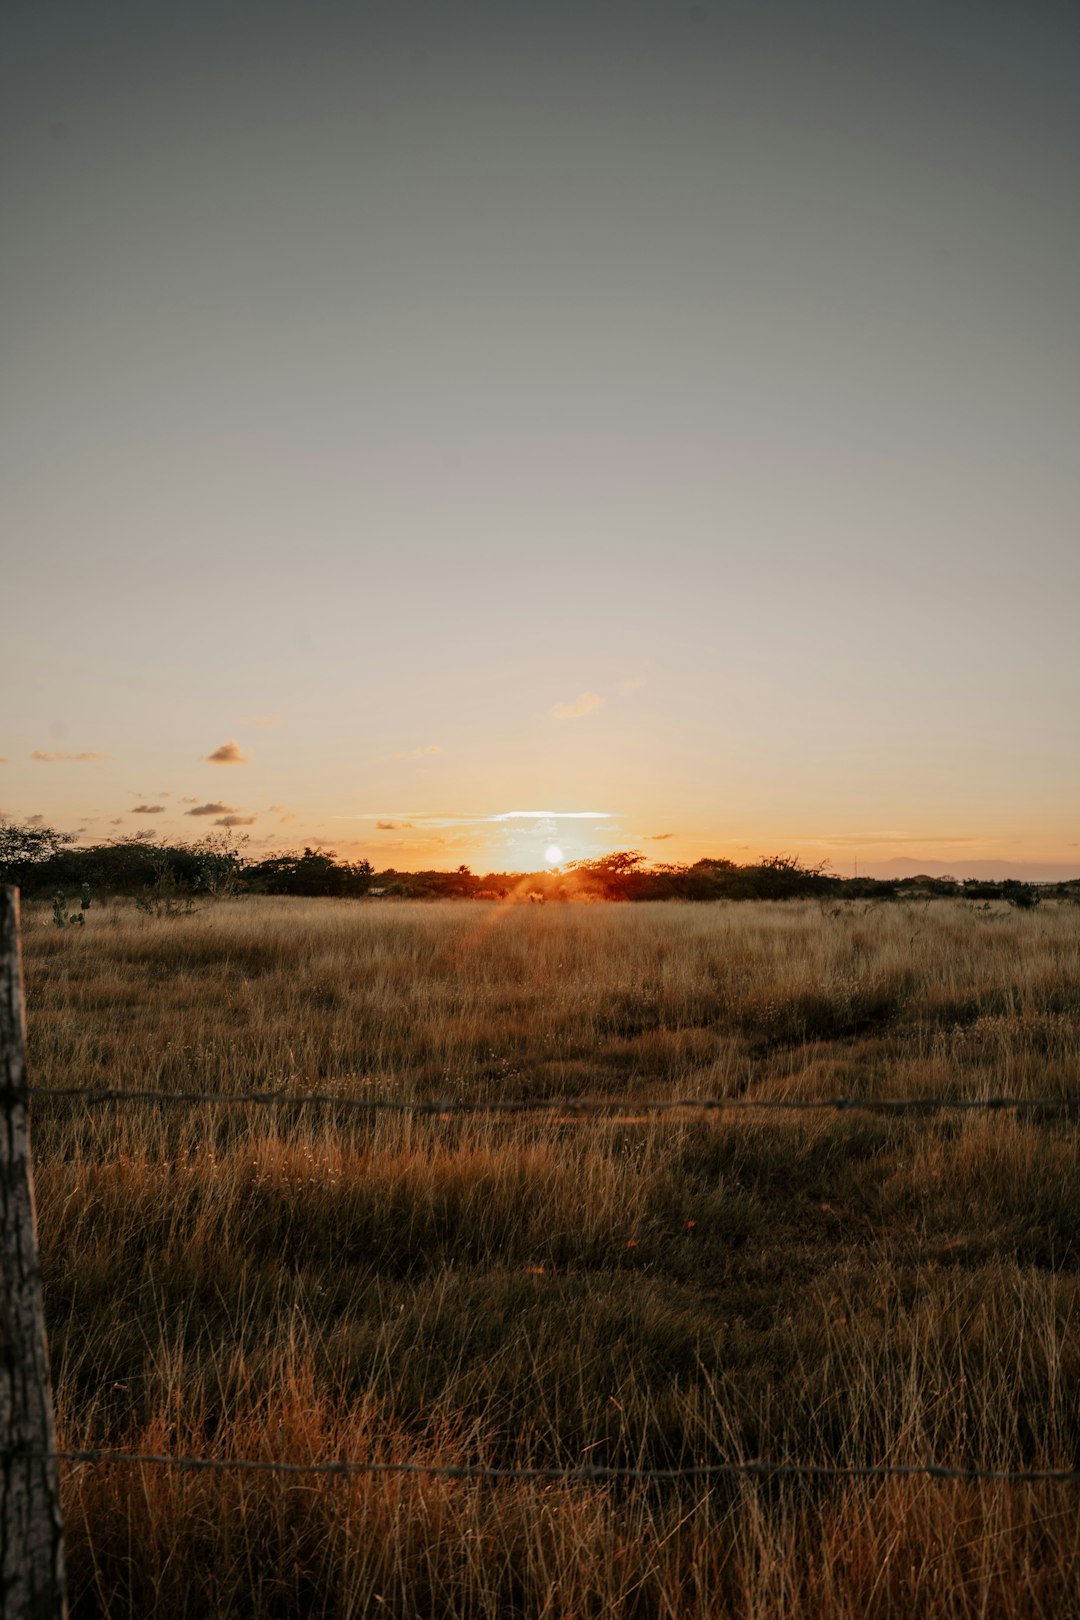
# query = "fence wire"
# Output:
<box><xmin>15</xmin><ymin>1448</ymin><xmax>1079</xmax><ymax>1486</ymax></box>
<box><xmin>13</xmin><ymin>1077</ymin><xmax>1080</xmax><ymax>1500</ymax></box>
<box><xmin>16</xmin><ymin>1086</ymin><xmax>1079</xmax><ymax>1115</ymax></box>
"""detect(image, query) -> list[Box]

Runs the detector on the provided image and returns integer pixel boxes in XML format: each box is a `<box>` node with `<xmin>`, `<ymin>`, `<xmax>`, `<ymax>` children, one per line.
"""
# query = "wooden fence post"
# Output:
<box><xmin>0</xmin><ymin>888</ymin><xmax>66</xmax><ymax>1619</ymax></box>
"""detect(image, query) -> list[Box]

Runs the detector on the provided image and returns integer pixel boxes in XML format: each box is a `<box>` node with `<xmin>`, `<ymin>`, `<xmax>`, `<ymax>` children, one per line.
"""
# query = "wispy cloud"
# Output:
<box><xmin>376</xmin><ymin>820</ymin><xmax>413</xmax><ymax>830</ymax></box>
<box><xmin>615</xmin><ymin>677</ymin><xmax>646</xmax><ymax>693</ymax></box>
<box><xmin>648</xmin><ymin>832</ymin><xmax>674</xmax><ymax>841</ymax></box>
<box><xmin>242</xmin><ymin>714</ymin><xmax>282</xmax><ymax>729</ymax></box>
<box><xmin>490</xmin><ymin>810</ymin><xmax>611</xmax><ymax>821</ymax></box>
<box><xmin>0</xmin><ymin>757</ymin><xmax>7</xmax><ymax>764</ymax></box>
<box><xmin>110</xmin><ymin>817</ymin><xmax>124</xmax><ymax>826</ymax></box>
<box><xmin>205</xmin><ymin>740</ymin><xmax>249</xmax><ymax>764</ymax></box>
<box><xmin>215</xmin><ymin>814</ymin><xmax>256</xmax><ymax>827</ymax></box>
<box><xmin>186</xmin><ymin>802</ymin><xmax>235</xmax><ymax>817</ymax></box>
<box><xmin>393</xmin><ymin>744</ymin><xmax>441</xmax><ymax>761</ymax></box>
<box><xmin>350</xmin><ymin>809</ymin><xmax>612</xmax><ymax>828</ymax></box>
<box><xmin>31</xmin><ymin>750</ymin><xmax>108</xmax><ymax>762</ymax></box>
<box><xmin>131</xmin><ymin>804</ymin><xmax>166</xmax><ymax>815</ymax></box>
<box><xmin>549</xmin><ymin>691</ymin><xmax>604</xmax><ymax>720</ymax></box>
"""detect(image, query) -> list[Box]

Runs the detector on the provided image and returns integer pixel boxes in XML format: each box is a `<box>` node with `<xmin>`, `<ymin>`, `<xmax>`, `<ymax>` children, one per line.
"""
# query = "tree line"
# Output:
<box><xmin>1</xmin><ymin>822</ymin><xmax>1075</xmax><ymax>907</ymax></box>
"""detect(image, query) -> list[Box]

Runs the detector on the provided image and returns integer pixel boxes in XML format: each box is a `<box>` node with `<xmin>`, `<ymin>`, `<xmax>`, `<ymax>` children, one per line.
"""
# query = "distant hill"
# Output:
<box><xmin>862</xmin><ymin>857</ymin><xmax>1080</xmax><ymax>883</ymax></box>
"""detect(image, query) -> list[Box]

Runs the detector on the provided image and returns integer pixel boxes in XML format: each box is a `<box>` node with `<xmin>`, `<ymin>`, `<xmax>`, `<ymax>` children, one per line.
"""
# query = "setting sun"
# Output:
<box><xmin>545</xmin><ymin>844</ymin><xmax>564</xmax><ymax>867</ymax></box>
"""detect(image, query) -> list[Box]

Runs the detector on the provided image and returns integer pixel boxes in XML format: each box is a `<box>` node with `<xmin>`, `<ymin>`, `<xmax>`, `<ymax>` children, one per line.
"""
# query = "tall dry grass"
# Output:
<box><xmin>20</xmin><ymin>897</ymin><xmax>1080</xmax><ymax>1616</ymax></box>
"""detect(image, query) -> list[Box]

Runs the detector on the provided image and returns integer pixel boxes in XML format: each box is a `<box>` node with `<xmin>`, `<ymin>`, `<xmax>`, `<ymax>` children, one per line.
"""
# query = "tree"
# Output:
<box><xmin>245</xmin><ymin>849</ymin><xmax>374</xmax><ymax>897</ymax></box>
<box><xmin>0</xmin><ymin>822</ymin><xmax>72</xmax><ymax>887</ymax></box>
<box><xmin>565</xmin><ymin>852</ymin><xmax>648</xmax><ymax>899</ymax></box>
<box><xmin>190</xmin><ymin>831</ymin><xmax>249</xmax><ymax>897</ymax></box>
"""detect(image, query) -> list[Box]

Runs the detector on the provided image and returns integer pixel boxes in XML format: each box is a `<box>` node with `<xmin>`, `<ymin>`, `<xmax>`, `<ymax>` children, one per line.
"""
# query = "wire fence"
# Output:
<box><xmin>8</xmin><ymin>926</ymin><xmax>1080</xmax><ymax>1542</ymax></box>
<box><xmin>5</xmin><ymin>870</ymin><xmax>1080</xmax><ymax>1620</ymax></box>
<box><xmin>21</xmin><ymin>1077</ymin><xmax>1080</xmax><ymax>1492</ymax></box>
<box><xmin>7</xmin><ymin>1448</ymin><xmax>1077</xmax><ymax>1486</ymax></box>
<box><xmin>19</xmin><ymin>1085</ymin><xmax>1080</xmax><ymax>1115</ymax></box>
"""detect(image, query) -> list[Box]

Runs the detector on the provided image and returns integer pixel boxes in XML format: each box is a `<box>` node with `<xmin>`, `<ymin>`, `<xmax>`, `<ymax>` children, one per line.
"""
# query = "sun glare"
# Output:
<box><xmin>545</xmin><ymin>844</ymin><xmax>564</xmax><ymax>867</ymax></box>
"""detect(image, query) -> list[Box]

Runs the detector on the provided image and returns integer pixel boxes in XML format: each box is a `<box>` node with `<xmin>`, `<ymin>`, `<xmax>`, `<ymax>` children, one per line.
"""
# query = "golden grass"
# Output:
<box><xmin>20</xmin><ymin>896</ymin><xmax>1080</xmax><ymax>1617</ymax></box>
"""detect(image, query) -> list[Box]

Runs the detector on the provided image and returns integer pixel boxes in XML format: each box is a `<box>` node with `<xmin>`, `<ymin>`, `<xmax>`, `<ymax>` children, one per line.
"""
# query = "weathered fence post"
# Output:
<box><xmin>0</xmin><ymin>888</ymin><xmax>66</xmax><ymax>1619</ymax></box>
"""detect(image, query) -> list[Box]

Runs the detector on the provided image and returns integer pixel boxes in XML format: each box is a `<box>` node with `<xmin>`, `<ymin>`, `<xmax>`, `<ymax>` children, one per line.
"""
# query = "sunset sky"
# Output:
<box><xmin>3</xmin><ymin>1</ymin><xmax>1078</xmax><ymax>878</ymax></box>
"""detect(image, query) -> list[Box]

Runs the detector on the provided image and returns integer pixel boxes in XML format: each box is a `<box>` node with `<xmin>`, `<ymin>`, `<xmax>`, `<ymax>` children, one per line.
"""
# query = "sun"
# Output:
<box><xmin>545</xmin><ymin>844</ymin><xmax>564</xmax><ymax>867</ymax></box>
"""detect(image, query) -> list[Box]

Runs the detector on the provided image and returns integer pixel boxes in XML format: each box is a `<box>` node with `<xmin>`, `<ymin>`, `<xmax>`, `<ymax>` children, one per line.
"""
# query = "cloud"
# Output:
<box><xmin>179</xmin><ymin>796</ymin><xmax>198</xmax><ymax>804</ymax></box>
<box><xmin>110</xmin><ymin>818</ymin><xmax>125</xmax><ymax>826</ymax></box>
<box><xmin>215</xmin><ymin>814</ymin><xmax>257</xmax><ymax>827</ymax></box>
<box><xmin>376</xmin><ymin>820</ymin><xmax>413</xmax><ymax>830</ymax></box>
<box><xmin>548</xmin><ymin>691</ymin><xmax>604</xmax><ymax>720</ymax></box>
<box><xmin>393</xmin><ymin>745</ymin><xmax>441</xmax><ymax>761</ymax></box>
<box><xmin>158</xmin><ymin>790</ymin><xmax>172</xmax><ymax>797</ymax></box>
<box><xmin>648</xmin><ymin>832</ymin><xmax>674</xmax><ymax>841</ymax></box>
<box><xmin>205</xmin><ymin>740</ymin><xmax>248</xmax><ymax>764</ymax></box>
<box><xmin>241</xmin><ymin>713</ymin><xmax>281</xmax><ymax>729</ymax></box>
<box><xmin>186</xmin><ymin>802</ymin><xmax>235</xmax><ymax>817</ymax></box>
<box><xmin>350</xmin><ymin>808</ymin><xmax>612</xmax><ymax>828</ymax></box>
<box><xmin>615</xmin><ymin>677</ymin><xmax>646</xmax><ymax>693</ymax></box>
<box><xmin>27</xmin><ymin>813</ymin><xmax>45</xmax><ymax>825</ymax></box>
<box><xmin>490</xmin><ymin>809</ymin><xmax>611</xmax><ymax>822</ymax></box>
<box><xmin>131</xmin><ymin>804</ymin><xmax>166</xmax><ymax>815</ymax></box>
<box><xmin>0</xmin><ymin>757</ymin><xmax>7</xmax><ymax>764</ymax></box>
<box><xmin>30</xmin><ymin>750</ymin><xmax>108</xmax><ymax>762</ymax></box>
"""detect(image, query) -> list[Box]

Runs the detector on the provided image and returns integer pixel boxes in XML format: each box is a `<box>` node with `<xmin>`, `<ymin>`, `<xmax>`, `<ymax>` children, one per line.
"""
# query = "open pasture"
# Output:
<box><xmin>22</xmin><ymin>896</ymin><xmax>1080</xmax><ymax>1618</ymax></box>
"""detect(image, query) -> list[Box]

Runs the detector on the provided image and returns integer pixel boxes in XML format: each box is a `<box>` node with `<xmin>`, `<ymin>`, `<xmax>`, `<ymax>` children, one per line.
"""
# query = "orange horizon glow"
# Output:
<box><xmin>4</xmin><ymin>768</ymin><xmax>1078</xmax><ymax>881</ymax></box>
<box><xmin>27</xmin><ymin>822</ymin><xmax>1080</xmax><ymax>887</ymax></box>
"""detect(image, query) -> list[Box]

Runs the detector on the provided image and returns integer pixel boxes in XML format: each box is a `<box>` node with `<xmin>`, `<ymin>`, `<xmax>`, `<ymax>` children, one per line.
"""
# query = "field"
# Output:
<box><xmin>20</xmin><ymin>896</ymin><xmax>1080</xmax><ymax>1618</ymax></box>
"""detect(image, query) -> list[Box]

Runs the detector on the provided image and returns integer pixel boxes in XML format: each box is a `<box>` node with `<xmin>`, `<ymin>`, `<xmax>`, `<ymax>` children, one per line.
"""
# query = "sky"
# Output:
<box><xmin>3</xmin><ymin>0</ymin><xmax>1078</xmax><ymax>879</ymax></box>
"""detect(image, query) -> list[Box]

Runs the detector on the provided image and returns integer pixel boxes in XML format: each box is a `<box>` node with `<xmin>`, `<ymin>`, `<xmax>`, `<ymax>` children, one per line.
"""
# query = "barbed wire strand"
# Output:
<box><xmin>13</xmin><ymin>1086</ymin><xmax>1078</xmax><ymax>1115</ymax></box>
<box><xmin>14</xmin><ymin>1095</ymin><xmax>1078</xmax><ymax>1487</ymax></box>
<box><xmin>19</xmin><ymin>1448</ymin><xmax>1080</xmax><ymax>1485</ymax></box>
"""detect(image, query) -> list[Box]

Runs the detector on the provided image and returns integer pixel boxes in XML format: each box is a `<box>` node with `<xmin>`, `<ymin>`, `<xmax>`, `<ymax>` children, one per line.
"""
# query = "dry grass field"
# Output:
<box><xmin>19</xmin><ymin>895</ymin><xmax>1080</xmax><ymax>1618</ymax></box>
